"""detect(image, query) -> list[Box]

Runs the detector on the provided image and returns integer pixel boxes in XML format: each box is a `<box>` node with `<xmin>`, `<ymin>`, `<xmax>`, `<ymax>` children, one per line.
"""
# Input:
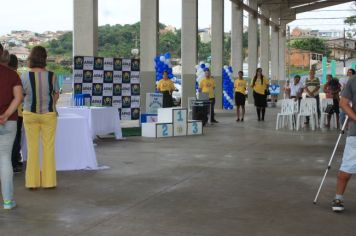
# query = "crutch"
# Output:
<box><xmin>313</xmin><ymin>116</ymin><xmax>349</xmax><ymax>204</ymax></box>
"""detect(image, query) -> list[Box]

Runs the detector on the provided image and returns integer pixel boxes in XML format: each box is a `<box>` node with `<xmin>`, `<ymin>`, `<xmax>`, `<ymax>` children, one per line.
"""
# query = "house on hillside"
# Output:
<box><xmin>326</xmin><ymin>38</ymin><xmax>356</xmax><ymax>60</ymax></box>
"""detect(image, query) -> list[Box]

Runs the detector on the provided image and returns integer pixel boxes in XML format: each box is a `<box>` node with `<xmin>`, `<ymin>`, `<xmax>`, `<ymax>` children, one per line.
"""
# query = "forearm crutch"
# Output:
<box><xmin>313</xmin><ymin>116</ymin><xmax>349</xmax><ymax>204</ymax></box>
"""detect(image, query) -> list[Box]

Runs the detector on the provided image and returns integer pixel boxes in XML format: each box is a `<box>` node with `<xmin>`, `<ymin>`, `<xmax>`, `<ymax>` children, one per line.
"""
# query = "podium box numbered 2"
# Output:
<box><xmin>142</xmin><ymin>108</ymin><xmax>202</xmax><ymax>138</ymax></box>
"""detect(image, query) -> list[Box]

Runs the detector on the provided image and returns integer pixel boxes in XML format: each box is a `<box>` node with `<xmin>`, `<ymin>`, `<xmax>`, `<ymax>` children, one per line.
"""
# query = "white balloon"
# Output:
<box><xmin>160</xmin><ymin>56</ymin><xmax>165</xmax><ymax>62</ymax></box>
<box><xmin>165</xmin><ymin>59</ymin><xmax>170</xmax><ymax>65</ymax></box>
<box><xmin>205</xmin><ymin>63</ymin><xmax>210</xmax><ymax>68</ymax></box>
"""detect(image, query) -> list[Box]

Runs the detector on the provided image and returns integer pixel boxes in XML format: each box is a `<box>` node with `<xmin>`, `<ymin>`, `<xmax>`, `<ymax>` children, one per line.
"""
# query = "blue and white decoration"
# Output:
<box><xmin>195</xmin><ymin>62</ymin><xmax>210</xmax><ymax>94</ymax></box>
<box><xmin>223</xmin><ymin>65</ymin><xmax>234</xmax><ymax>110</ymax></box>
<box><xmin>154</xmin><ymin>53</ymin><xmax>175</xmax><ymax>86</ymax></box>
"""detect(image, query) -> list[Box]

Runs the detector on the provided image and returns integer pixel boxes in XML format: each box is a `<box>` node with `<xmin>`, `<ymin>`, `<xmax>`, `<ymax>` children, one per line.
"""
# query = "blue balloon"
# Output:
<box><xmin>164</xmin><ymin>52</ymin><xmax>171</xmax><ymax>59</ymax></box>
<box><xmin>168</xmin><ymin>74</ymin><xmax>173</xmax><ymax>79</ymax></box>
<box><xmin>200</xmin><ymin>64</ymin><xmax>206</xmax><ymax>69</ymax></box>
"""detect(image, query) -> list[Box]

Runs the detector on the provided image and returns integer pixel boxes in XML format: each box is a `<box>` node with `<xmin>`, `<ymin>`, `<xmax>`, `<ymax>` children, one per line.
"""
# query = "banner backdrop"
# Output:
<box><xmin>73</xmin><ymin>56</ymin><xmax>140</xmax><ymax>120</ymax></box>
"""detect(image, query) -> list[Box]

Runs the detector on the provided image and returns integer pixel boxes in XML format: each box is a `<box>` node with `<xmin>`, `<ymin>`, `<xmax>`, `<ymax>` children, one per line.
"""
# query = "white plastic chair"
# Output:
<box><xmin>320</xmin><ymin>98</ymin><xmax>337</xmax><ymax>128</ymax></box>
<box><xmin>296</xmin><ymin>98</ymin><xmax>318</xmax><ymax>131</ymax></box>
<box><xmin>187</xmin><ymin>97</ymin><xmax>196</xmax><ymax>120</ymax></box>
<box><xmin>276</xmin><ymin>99</ymin><xmax>295</xmax><ymax>130</ymax></box>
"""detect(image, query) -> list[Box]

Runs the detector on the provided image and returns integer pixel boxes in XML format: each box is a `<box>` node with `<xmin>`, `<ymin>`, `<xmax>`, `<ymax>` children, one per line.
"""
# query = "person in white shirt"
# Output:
<box><xmin>290</xmin><ymin>75</ymin><xmax>303</xmax><ymax>102</ymax></box>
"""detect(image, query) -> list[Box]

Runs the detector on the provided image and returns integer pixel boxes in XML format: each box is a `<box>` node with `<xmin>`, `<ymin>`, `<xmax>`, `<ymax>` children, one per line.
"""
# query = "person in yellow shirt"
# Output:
<box><xmin>157</xmin><ymin>71</ymin><xmax>177</xmax><ymax>108</ymax></box>
<box><xmin>234</xmin><ymin>71</ymin><xmax>247</xmax><ymax>122</ymax></box>
<box><xmin>8</xmin><ymin>54</ymin><xmax>23</xmax><ymax>173</ymax></box>
<box><xmin>199</xmin><ymin>68</ymin><xmax>218</xmax><ymax>123</ymax></box>
<box><xmin>251</xmin><ymin>68</ymin><xmax>269</xmax><ymax>121</ymax></box>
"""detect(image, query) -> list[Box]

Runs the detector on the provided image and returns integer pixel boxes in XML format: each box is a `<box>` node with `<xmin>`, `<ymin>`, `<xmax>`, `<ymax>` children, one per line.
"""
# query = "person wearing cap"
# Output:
<box><xmin>199</xmin><ymin>68</ymin><xmax>218</xmax><ymax>123</ymax></box>
<box><xmin>157</xmin><ymin>71</ymin><xmax>177</xmax><ymax>108</ymax></box>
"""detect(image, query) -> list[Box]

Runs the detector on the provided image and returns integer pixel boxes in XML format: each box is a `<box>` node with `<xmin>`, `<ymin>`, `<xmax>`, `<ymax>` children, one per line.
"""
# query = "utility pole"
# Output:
<box><xmin>343</xmin><ymin>27</ymin><xmax>346</xmax><ymax>68</ymax></box>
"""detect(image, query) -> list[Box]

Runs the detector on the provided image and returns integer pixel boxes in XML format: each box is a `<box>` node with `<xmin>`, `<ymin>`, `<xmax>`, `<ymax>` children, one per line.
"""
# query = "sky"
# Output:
<box><xmin>0</xmin><ymin>0</ymin><xmax>355</xmax><ymax>35</ymax></box>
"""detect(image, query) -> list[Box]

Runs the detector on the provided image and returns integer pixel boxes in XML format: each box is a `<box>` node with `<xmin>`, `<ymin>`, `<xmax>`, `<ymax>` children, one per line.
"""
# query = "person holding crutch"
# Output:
<box><xmin>332</xmin><ymin>74</ymin><xmax>356</xmax><ymax>212</ymax></box>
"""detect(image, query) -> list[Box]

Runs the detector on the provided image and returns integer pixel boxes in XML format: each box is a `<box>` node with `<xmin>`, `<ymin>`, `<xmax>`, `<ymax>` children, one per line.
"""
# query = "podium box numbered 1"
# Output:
<box><xmin>142</xmin><ymin>108</ymin><xmax>203</xmax><ymax>138</ymax></box>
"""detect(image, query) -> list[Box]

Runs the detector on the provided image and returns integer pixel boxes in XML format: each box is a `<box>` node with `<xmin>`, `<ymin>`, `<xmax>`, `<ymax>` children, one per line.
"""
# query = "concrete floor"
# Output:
<box><xmin>2</xmin><ymin>105</ymin><xmax>356</xmax><ymax>236</ymax></box>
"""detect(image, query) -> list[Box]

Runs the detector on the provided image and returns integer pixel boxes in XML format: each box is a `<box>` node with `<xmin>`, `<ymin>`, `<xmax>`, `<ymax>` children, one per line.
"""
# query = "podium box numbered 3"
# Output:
<box><xmin>142</xmin><ymin>108</ymin><xmax>203</xmax><ymax>138</ymax></box>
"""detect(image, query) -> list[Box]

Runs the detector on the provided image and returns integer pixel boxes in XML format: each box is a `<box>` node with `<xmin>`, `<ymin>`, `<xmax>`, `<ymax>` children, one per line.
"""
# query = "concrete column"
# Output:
<box><xmin>181</xmin><ymin>0</ymin><xmax>198</xmax><ymax>108</ymax></box>
<box><xmin>211</xmin><ymin>0</ymin><xmax>224</xmax><ymax>109</ymax></box>
<box><xmin>73</xmin><ymin>0</ymin><xmax>98</xmax><ymax>56</ymax></box>
<box><xmin>260</xmin><ymin>8</ymin><xmax>270</xmax><ymax>78</ymax></box>
<box><xmin>270</xmin><ymin>12</ymin><xmax>279</xmax><ymax>81</ymax></box>
<box><xmin>247</xmin><ymin>0</ymin><xmax>258</xmax><ymax>80</ymax></box>
<box><xmin>140</xmin><ymin>0</ymin><xmax>159</xmax><ymax>112</ymax></box>
<box><xmin>279</xmin><ymin>23</ymin><xmax>287</xmax><ymax>81</ymax></box>
<box><xmin>231</xmin><ymin>1</ymin><xmax>244</xmax><ymax>77</ymax></box>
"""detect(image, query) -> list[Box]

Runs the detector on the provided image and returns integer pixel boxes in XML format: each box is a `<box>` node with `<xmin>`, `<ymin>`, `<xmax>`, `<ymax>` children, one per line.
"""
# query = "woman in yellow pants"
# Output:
<box><xmin>21</xmin><ymin>46</ymin><xmax>59</xmax><ymax>189</ymax></box>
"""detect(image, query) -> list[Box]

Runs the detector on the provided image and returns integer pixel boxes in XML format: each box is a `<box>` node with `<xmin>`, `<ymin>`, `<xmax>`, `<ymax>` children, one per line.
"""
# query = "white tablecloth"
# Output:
<box><xmin>22</xmin><ymin>114</ymin><xmax>98</xmax><ymax>171</ymax></box>
<box><xmin>57</xmin><ymin>107</ymin><xmax>123</xmax><ymax>140</ymax></box>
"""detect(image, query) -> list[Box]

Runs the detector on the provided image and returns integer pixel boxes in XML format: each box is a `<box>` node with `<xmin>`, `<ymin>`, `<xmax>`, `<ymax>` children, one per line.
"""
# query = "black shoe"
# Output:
<box><xmin>241</xmin><ymin>118</ymin><xmax>244</xmax><ymax>122</ymax></box>
<box><xmin>13</xmin><ymin>166</ymin><xmax>22</xmax><ymax>174</ymax></box>
<box><xmin>212</xmin><ymin>120</ymin><xmax>219</xmax><ymax>123</ymax></box>
<box><xmin>236</xmin><ymin>119</ymin><xmax>240</xmax><ymax>122</ymax></box>
<box><xmin>332</xmin><ymin>199</ymin><xmax>344</xmax><ymax>212</ymax></box>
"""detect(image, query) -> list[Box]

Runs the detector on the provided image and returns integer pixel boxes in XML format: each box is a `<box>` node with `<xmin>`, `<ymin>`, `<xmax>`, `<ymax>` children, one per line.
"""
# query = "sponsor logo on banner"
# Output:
<box><xmin>113</xmin><ymin>71</ymin><xmax>122</xmax><ymax>83</ymax></box>
<box><xmin>104</xmin><ymin>58</ymin><xmax>114</xmax><ymax>71</ymax></box>
<box><xmin>83</xmin><ymin>70</ymin><xmax>93</xmax><ymax>83</ymax></box>
<box><xmin>92</xmin><ymin>83</ymin><xmax>103</xmax><ymax>96</ymax></box>
<box><xmin>121</xmin><ymin>108</ymin><xmax>131</xmax><ymax>120</ymax></box>
<box><xmin>102</xmin><ymin>96</ymin><xmax>113</xmax><ymax>106</ymax></box>
<box><xmin>74</xmin><ymin>70</ymin><xmax>83</xmax><ymax>83</ymax></box>
<box><xmin>74</xmin><ymin>56</ymin><xmax>84</xmax><ymax>69</ymax></box>
<box><xmin>131</xmin><ymin>59</ymin><xmax>140</xmax><ymax>71</ymax></box>
<box><xmin>91</xmin><ymin>96</ymin><xmax>102</xmax><ymax>106</ymax></box>
<box><xmin>122</xmin><ymin>96</ymin><xmax>131</xmax><ymax>108</ymax></box>
<box><xmin>103</xmin><ymin>84</ymin><xmax>113</xmax><ymax>96</ymax></box>
<box><xmin>131</xmin><ymin>96</ymin><xmax>140</xmax><ymax>108</ymax></box>
<box><xmin>112</xmin><ymin>96</ymin><xmax>122</xmax><ymax>108</ymax></box>
<box><xmin>131</xmin><ymin>108</ymin><xmax>140</xmax><ymax>120</ymax></box>
<box><xmin>122</xmin><ymin>71</ymin><xmax>131</xmax><ymax>83</ymax></box>
<box><xmin>122</xmin><ymin>59</ymin><xmax>131</xmax><ymax>71</ymax></box>
<box><xmin>130</xmin><ymin>71</ymin><xmax>140</xmax><ymax>84</ymax></box>
<box><xmin>104</xmin><ymin>71</ymin><xmax>113</xmax><ymax>83</ymax></box>
<box><xmin>74</xmin><ymin>83</ymin><xmax>82</xmax><ymax>94</ymax></box>
<box><xmin>114</xmin><ymin>58</ymin><xmax>122</xmax><ymax>71</ymax></box>
<box><xmin>82</xmin><ymin>83</ymin><xmax>93</xmax><ymax>95</ymax></box>
<box><xmin>83</xmin><ymin>57</ymin><xmax>94</xmax><ymax>70</ymax></box>
<box><xmin>131</xmin><ymin>84</ymin><xmax>140</xmax><ymax>96</ymax></box>
<box><xmin>93</xmin><ymin>70</ymin><xmax>104</xmax><ymax>83</ymax></box>
<box><xmin>94</xmin><ymin>57</ymin><xmax>104</xmax><ymax>70</ymax></box>
<box><xmin>113</xmin><ymin>84</ymin><xmax>122</xmax><ymax>96</ymax></box>
<box><xmin>121</xmin><ymin>84</ymin><xmax>131</xmax><ymax>96</ymax></box>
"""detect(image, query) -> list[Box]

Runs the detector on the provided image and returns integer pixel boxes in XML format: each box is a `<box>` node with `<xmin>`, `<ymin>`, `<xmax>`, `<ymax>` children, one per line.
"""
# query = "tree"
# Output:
<box><xmin>289</xmin><ymin>38</ymin><xmax>331</xmax><ymax>56</ymax></box>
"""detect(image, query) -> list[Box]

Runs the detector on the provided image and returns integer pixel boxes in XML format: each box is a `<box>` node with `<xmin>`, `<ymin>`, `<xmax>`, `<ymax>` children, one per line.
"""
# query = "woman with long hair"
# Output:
<box><xmin>22</xmin><ymin>46</ymin><xmax>60</xmax><ymax>189</ymax></box>
<box><xmin>251</xmin><ymin>68</ymin><xmax>269</xmax><ymax>121</ymax></box>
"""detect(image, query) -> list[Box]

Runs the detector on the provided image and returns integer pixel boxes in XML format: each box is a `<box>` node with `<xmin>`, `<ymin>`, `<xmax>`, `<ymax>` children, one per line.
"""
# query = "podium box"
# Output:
<box><xmin>142</xmin><ymin>122</ymin><xmax>173</xmax><ymax>138</ymax></box>
<box><xmin>188</xmin><ymin>121</ymin><xmax>203</xmax><ymax>135</ymax></box>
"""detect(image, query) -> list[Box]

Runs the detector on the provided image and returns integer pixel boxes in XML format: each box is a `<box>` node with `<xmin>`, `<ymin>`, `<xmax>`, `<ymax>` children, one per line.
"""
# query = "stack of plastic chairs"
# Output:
<box><xmin>296</xmin><ymin>98</ymin><xmax>318</xmax><ymax>131</ymax></box>
<box><xmin>320</xmin><ymin>98</ymin><xmax>336</xmax><ymax>128</ymax></box>
<box><xmin>276</xmin><ymin>99</ymin><xmax>296</xmax><ymax>130</ymax></box>
<box><xmin>187</xmin><ymin>97</ymin><xmax>196</xmax><ymax>120</ymax></box>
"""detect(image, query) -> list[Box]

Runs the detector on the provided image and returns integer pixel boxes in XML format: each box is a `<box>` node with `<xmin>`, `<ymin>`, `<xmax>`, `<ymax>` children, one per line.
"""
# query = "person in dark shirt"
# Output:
<box><xmin>0</xmin><ymin>52</ymin><xmax>23</xmax><ymax>209</ymax></box>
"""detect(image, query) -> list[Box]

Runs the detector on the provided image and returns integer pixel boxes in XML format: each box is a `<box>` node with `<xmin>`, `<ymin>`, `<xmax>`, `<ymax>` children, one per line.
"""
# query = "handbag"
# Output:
<box><xmin>265</xmin><ymin>88</ymin><xmax>270</xmax><ymax>96</ymax></box>
<box><xmin>325</xmin><ymin>104</ymin><xmax>334</xmax><ymax>114</ymax></box>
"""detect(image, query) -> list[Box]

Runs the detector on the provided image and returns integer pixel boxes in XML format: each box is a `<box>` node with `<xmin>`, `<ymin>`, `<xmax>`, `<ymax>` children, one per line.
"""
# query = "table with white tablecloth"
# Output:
<box><xmin>22</xmin><ymin>114</ymin><xmax>98</xmax><ymax>171</ymax></box>
<box><xmin>57</xmin><ymin>107</ymin><xmax>123</xmax><ymax>140</ymax></box>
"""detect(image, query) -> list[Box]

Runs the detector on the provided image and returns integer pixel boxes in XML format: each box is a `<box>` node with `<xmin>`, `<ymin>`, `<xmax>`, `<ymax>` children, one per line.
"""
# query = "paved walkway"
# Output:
<box><xmin>2</xmin><ymin>105</ymin><xmax>355</xmax><ymax>236</ymax></box>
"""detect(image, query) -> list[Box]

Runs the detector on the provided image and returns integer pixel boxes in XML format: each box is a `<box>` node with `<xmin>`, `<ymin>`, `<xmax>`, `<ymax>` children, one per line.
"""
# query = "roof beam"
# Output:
<box><xmin>294</xmin><ymin>0</ymin><xmax>354</xmax><ymax>13</ymax></box>
<box><xmin>230</xmin><ymin>0</ymin><xmax>280</xmax><ymax>27</ymax></box>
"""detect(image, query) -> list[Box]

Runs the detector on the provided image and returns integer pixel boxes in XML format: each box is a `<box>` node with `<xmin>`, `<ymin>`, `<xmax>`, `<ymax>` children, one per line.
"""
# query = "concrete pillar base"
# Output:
<box><xmin>181</xmin><ymin>74</ymin><xmax>196</xmax><ymax>108</ymax></box>
<box><xmin>140</xmin><ymin>71</ymin><xmax>156</xmax><ymax>112</ymax></box>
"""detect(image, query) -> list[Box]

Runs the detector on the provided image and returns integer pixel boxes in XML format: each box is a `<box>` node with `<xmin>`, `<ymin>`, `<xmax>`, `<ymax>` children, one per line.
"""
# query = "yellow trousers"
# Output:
<box><xmin>23</xmin><ymin>112</ymin><xmax>57</xmax><ymax>188</ymax></box>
